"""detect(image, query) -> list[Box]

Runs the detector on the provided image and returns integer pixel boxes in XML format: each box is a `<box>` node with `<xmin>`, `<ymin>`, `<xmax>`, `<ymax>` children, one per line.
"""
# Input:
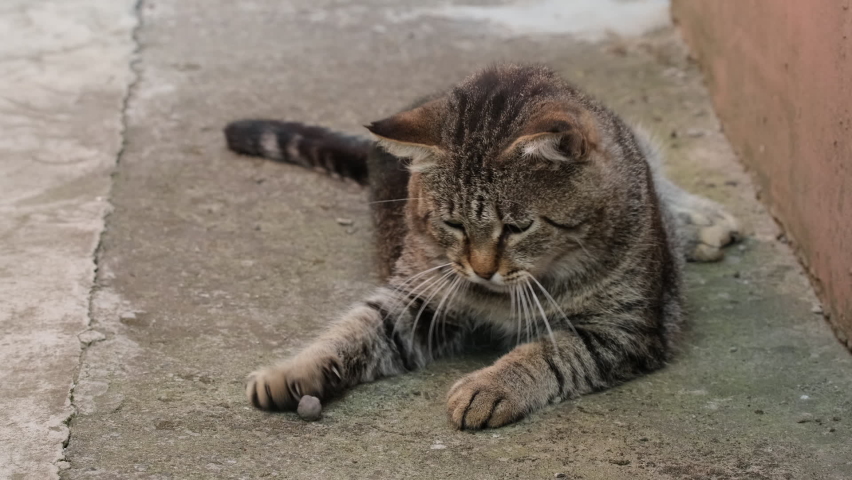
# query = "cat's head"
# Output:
<box><xmin>366</xmin><ymin>65</ymin><xmax>626</xmax><ymax>291</ymax></box>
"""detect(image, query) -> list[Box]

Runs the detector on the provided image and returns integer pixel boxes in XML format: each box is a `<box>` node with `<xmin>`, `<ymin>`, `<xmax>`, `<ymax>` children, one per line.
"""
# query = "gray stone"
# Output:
<box><xmin>297</xmin><ymin>395</ymin><xmax>322</xmax><ymax>422</ymax></box>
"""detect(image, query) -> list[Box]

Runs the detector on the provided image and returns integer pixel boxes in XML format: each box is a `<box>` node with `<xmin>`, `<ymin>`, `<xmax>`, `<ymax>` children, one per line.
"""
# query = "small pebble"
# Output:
<box><xmin>754</xmin><ymin>409</ymin><xmax>764</xmax><ymax>415</ymax></box>
<box><xmin>811</xmin><ymin>304</ymin><xmax>823</xmax><ymax>314</ymax></box>
<box><xmin>336</xmin><ymin>218</ymin><xmax>354</xmax><ymax>226</ymax></box>
<box><xmin>796</xmin><ymin>413</ymin><xmax>813</xmax><ymax>423</ymax></box>
<box><xmin>555</xmin><ymin>474</ymin><xmax>567</xmax><ymax>479</ymax></box>
<box><xmin>78</xmin><ymin>330</ymin><xmax>106</xmax><ymax>345</ymax></box>
<box><xmin>297</xmin><ymin>395</ymin><xmax>322</xmax><ymax>421</ymax></box>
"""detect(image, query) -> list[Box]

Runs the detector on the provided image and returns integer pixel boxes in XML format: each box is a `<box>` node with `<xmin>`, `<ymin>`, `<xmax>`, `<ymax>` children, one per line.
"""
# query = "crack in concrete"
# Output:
<box><xmin>56</xmin><ymin>0</ymin><xmax>146</xmax><ymax>474</ymax></box>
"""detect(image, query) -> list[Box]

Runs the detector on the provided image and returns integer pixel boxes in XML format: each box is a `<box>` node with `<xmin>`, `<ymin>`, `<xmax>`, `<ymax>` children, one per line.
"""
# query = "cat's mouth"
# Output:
<box><xmin>456</xmin><ymin>269</ymin><xmax>524</xmax><ymax>293</ymax></box>
<box><xmin>449</xmin><ymin>262</ymin><xmax>536</xmax><ymax>294</ymax></box>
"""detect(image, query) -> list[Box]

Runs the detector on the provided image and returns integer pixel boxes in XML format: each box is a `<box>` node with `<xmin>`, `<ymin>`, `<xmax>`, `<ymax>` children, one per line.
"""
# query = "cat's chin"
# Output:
<box><xmin>464</xmin><ymin>276</ymin><xmax>512</xmax><ymax>294</ymax></box>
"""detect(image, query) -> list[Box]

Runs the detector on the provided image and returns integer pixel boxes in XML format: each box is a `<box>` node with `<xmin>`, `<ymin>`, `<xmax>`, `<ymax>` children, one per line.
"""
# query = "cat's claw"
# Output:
<box><xmin>446</xmin><ymin>369</ymin><xmax>526</xmax><ymax>430</ymax></box>
<box><xmin>246</xmin><ymin>354</ymin><xmax>343</xmax><ymax>411</ymax></box>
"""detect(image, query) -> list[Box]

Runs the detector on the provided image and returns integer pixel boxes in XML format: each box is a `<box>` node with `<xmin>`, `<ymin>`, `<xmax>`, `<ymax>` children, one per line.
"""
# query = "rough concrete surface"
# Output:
<box><xmin>0</xmin><ymin>1</ymin><xmax>136</xmax><ymax>478</ymax></box>
<box><xmin>3</xmin><ymin>0</ymin><xmax>843</xmax><ymax>479</ymax></box>
<box><xmin>672</xmin><ymin>0</ymin><xmax>852</xmax><ymax>350</ymax></box>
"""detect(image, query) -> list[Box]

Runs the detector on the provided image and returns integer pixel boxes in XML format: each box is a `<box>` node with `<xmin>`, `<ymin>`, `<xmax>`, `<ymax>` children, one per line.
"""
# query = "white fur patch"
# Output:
<box><xmin>521</xmin><ymin>135</ymin><xmax>569</xmax><ymax>162</ymax></box>
<box><xmin>260</xmin><ymin>130</ymin><xmax>282</xmax><ymax>160</ymax></box>
<box><xmin>285</xmin><ymin>133</ymin><xmax>306</xmax><ymax>166</ymax></box>
<box><xmin>375</xmin><ymin>138</ymin><xmax>440</xmax><ymax>172</ymax></box>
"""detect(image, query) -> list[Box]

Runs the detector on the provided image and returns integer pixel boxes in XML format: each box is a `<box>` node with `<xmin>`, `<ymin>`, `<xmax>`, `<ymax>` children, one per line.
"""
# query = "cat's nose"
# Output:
<box><xmin>472</xmin><ymin>268</ymin><xmax>496</xmax><ymax>280</ymax></box>
<box><xmin>469</xmin><ymin>245</ymin><xmax>498</xmax><ymax>281</ymax></box>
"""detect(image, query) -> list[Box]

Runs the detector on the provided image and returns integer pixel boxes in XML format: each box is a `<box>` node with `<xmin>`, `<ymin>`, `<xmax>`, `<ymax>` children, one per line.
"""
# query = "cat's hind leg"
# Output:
<box><xmin>661</xmin><ymin>182</ymin><xmax>741</xmax><ymax>262</ymax></box>
<box><xmin>633</xmin><ymin>126</ymin><xmax>740</xmax><ymax>262</ymax></box>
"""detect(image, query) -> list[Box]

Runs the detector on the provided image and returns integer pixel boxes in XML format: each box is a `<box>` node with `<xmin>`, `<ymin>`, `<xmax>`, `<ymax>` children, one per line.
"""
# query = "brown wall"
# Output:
<box><xmin>672</xmin><ymin>1</ymin><xmax>852</xmax><ymax>348</ymax></box>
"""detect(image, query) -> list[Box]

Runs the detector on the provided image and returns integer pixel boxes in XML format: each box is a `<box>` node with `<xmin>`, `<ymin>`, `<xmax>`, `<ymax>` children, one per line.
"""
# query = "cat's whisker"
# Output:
<box><xmin>385</xmin><ymin>269</ymin><xmax>440</xmax><ymax>317</ymax></box>
<box><xmin>393</xmin><ymin>271</ymin><xmax>450</xmax><ymax>342</ymax></box>
<box><xmin>526</xmin><ymin>279</ymin><xmax>543</xmax><ymax>340</ymax></box>
<box><xmin>517</xmin><ymin>279</ymin><xmax>533</xmax><ymax>344</ymax></box>
<box><xmin>512</xmin><ymin>283</ymin><xmax>523</xmax><ymax>347</ymax></box>
<box><xmin>395</xmin><ymin>268</ymin><xmax>452</xmax><ymax>316</ymax></box>
<box><xmin>428</xmin><ymin>276</ymin><xmax>460</xmax><ymax>358</ymax></box>
<box><xmin>443</xmin><ymin>278</ymin><xmax>468</xmax><ymax>349</ymax></box>
<box><xmin>523</xmin><ymin>278</ymin><xmax>558</xmax><ymax>349</ymax></box>
<box><xmin>387</xmin><ymin>263</ymin><xmax>452</xmax><ymax>308</ymax></box>
<box><xmin>519</xmin><ymin>278</ymin><xmax>541</xmax><ymax>341</ymax></box>
<box><xmin>570</xmin><ymin>235</ymin><xmax>592</xmax><ymax>258</ymax></box>
<box><xmin>391</xmin><ymin>268</ymin><xmax>453</xmax><ymax>336</ymax></box>
<box><xmin>510</xmin><ymin>284</ymin><xmax>521</xmax><ymax>348</ymax></box>
<box><xmin>524</xmin><ymin>272</ymin><xmax>579</xmax><ymax>337</ymax></box>
<box><xmin>385</xmin><ymin>263</ymin><xmax>451</xmax><ymax>319</ymax></box>
<box><xmin>448</xmin><ymin>278</ymin><xmax>467</xmax><ymax>337</ymax></box>
<box><xmin>426</xmin><ymin>277</ymin><xmax>458</xmax><ymax>358</ymax></box>
<box><xmin>408</xmin><ymin>271</ymin><xmax>456</xmax><ymax>351</ymax></box>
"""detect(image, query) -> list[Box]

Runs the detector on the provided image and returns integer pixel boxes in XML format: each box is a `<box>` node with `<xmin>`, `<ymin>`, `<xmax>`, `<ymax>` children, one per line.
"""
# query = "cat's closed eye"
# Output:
<box><xmin>542</xmin><ymin>217</ymin><xmax>585</xmax><ymax>232</ymax></box>
<box><xmin>443</xmin><ymin>219</ymin><xmax>465</xmax><ymax>231</ymax></box>
<box><xmin>503</xmin><ymin>220</ymin><xmax>533</xmax><ymax>234</ymax></box>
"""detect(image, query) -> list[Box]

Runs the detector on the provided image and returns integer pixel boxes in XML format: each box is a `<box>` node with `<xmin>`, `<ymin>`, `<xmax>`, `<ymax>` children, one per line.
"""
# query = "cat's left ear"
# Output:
<box><xmin>508</xmin><ymin>108</ymin><xmax>599</xmax><ymax>163</ymax></box>
<box><xmin>365</xmin><ymin>99</ymin><xmax>445</xmax><ymax>172</ymax></box>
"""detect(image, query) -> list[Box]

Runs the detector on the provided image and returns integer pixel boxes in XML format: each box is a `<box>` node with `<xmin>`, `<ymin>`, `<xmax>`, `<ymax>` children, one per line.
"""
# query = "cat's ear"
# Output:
<box><xmin>365</xmin><ymin>99</ymin><xmax>445</xmax><ymax>172</ymax></box>
<box><xmin>509</xmin><ymin>108</ymin><xmax>599</xmax><ymax>162</ymax></box>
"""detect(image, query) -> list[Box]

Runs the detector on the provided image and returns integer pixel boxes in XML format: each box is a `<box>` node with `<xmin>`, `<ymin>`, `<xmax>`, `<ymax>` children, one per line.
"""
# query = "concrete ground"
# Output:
<box><xmin>2</xmin><ymin>0</ymin><xmax>851</xmax><ymax>479</ymax></box>
<box><xmin>0</xmin><ymin>1</ymin><xmax>136</xmax><ymax>478</ymax></box>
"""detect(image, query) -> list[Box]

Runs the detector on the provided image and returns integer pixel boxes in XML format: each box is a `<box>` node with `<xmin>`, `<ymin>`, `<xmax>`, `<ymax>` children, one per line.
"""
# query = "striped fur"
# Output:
<box><xmin>236</xmin><ymin>65</ymin><xmax>739</xmax><ymax>429</ymax></box>
<box><xmin>225</xmin><ymin>120</ymin><xmax>372</xmax><ymax>184</ymax></box>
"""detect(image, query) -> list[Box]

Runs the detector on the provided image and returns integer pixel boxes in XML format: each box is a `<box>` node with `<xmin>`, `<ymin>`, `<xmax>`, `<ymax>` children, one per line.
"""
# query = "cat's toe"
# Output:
<box><xmin>677</xmin><ymin>202</ymin><xmax>741</xmax><ymax>263</ymax></box>
<box><xmin>246</xmin><ymin>355</ymin><xmax>344</xmax><ymax>412</ymax></box>
<box><xmin>446</xmin><ymin>372</ymin><xmax>524</xmax><ymax>430</ymax></box>
<box><xmin>246</xmin><ymin>367</ymin><xmax>295</xmax><ymax>411</ymax></box>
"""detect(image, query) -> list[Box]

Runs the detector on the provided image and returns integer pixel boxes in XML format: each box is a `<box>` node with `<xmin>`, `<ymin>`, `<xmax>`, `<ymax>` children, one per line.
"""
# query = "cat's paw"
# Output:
<box><xmin>446</xmin><ymin>369</ymin><xmax>526</xmax><ymax>430</ymax></box>
<box><xmin>674</xmin><ymin>198</ymin><xmax>741</xmax><ymax>262</ymax></box>
<box><xmin>246</xmin><ymin>354</ymin><xmax>343</xmax><ymax>411</ymax></box>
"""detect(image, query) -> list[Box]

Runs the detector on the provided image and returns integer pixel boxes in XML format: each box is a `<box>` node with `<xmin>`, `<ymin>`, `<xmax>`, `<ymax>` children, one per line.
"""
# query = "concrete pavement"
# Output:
<box><xmin>2</xmin><ymin>0</ymin><xmax>850</xmax><ymax>478</ymax></box>
<box><xmin>0</xmin><ymin>1</ymin><xmax>136</xmax><ymax>478</ymax></box>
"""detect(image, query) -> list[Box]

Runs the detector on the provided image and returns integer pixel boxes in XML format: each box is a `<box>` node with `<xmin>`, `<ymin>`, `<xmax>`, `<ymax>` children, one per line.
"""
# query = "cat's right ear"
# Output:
<box><xmin>365</xmin><ymin>99</ymin><xmax>445</xmax><ymax>172</ymax></box>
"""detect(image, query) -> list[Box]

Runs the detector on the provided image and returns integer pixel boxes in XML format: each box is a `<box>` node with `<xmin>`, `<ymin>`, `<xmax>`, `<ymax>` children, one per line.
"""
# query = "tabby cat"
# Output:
<box><xmin>225</xmin><ymin>64</ymin><xmax>739</xmax><ymax>429</ymax></box>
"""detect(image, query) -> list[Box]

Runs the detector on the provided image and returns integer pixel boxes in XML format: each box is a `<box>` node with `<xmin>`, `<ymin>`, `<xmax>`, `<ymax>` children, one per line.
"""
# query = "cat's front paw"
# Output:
<box><xmin>246</xmin><ymin>354</ymin><xmax>343</xmax><ymax>411</ymax></box>
<box><xmin>446</xmin><ymin>369</ymin><xmax>526</xmax><ymax>430</ymax></box>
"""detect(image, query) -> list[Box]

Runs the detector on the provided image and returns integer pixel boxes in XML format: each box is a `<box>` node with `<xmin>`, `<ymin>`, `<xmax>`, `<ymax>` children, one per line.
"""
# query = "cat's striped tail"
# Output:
<box><xmin>224</xmin><ymin>120</ymin><xmax>373</xmax><ymax>185</ymax></box>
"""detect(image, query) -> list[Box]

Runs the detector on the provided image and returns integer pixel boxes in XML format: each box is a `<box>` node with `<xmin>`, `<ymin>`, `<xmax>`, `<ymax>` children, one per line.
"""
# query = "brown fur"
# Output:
<box><xmin>226</xmin><ymin>64</ymin><xmax>740</xmax><ymax>429</ymax></box>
